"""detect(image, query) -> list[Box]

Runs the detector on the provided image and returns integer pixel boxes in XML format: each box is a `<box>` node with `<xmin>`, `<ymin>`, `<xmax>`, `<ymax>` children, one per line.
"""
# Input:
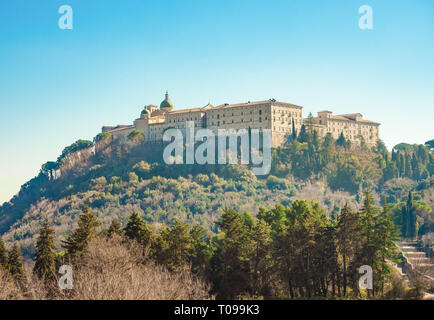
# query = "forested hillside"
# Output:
<box><xmin>0</xmin><ymin>129</ymin><xmax>433</xmax><ymax>261</ymax></box>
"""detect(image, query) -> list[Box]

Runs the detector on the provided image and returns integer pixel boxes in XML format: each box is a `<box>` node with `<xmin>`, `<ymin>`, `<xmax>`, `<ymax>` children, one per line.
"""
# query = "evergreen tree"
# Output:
<box><xmin>398</xmin><ymin>153</ymin><xmax>404</xmax><ymax>177</ymax></box>
<box><xmin>107</xmin><ymin>218</ymin><xmax>123</xmax><ymax>238</ymax></box>
<box><xmin>405</xmin><ymin>192</ymin><xmax>417</xmax><ymax>238</ymax></box>
<box><xmin>8</xmin><ymin>244</ymin><xmax>26</xmax><ymax>285</ymax></box>
<box><xmin>405</xmin><ymin>153</ymin><xmax>412</xmax><ymax>178</ymax></box>
<box><xmin>323</xmin><ymin>133</ymin><xmax>333</xmax><ymax>148</ymax></box>
<box><xmin>210</xmin><ymin>208</ymin><xmax>251</xmax><ymax>299</ymax></box>
<box><xmin>291</xmin><ymin>119</ymin><xmax>297</xmax><ymax>140</ymax></box>
<box><xmin>0</xmin><ymin>237</ymin><xmax>8</xmax><ymax>270</ymax></box>
<box><xmin>33</xmin><ymin>218</ymin><xmax>56</xmax><ymax>283</ymax></box>
<box><xmin>189</xmin><ymin>225</ymin><xmax>210</xmax><ymax>275</ymax></box>
<box><xmin>375</xmin><ymin>203</ymin><xmax>399</xmax><ymax>295</ymax></box>
<box><xmin>62</xmin><ymin>206</ymin><xmax>100</xmax><ymax>255</ymax></box>
<box><xmin>298</xmin><ymin>124</ymin><xmax>309</xmax><ymax>143</ymax></box>
<box><xmin>312</xmin><ymin>129</ymin><xmax>320</xmax><ymax>149</ymax></box>
<box><xmin>124</xmin><ymin>211</ymin><xmax>154</xmax><ymax>247</ymax></box>
<box><xmin>336</xmin><ymin>204</ymin><xmax>360</xmax><ymax>296</ymax></box>
<box><xmin>336</xmin><ymin>132</ymin><xmax>346</xmax><ymax>147</ymax></box>
<box><xmin>155</xmin><ymin>220</ymin><xmax>192</xmax><ymax>272</ymax></box>
<box><xmin>249</xmin><ymin>219</ymin><xmax>273</xmax><ymax>297</ymax></box>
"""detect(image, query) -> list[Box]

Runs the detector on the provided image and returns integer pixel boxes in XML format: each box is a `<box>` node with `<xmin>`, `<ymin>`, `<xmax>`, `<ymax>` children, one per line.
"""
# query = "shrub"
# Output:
<box><xmin>266</xmin><ymin>175</ymin><xmax>288</xmax><ymax>190</ymax></box>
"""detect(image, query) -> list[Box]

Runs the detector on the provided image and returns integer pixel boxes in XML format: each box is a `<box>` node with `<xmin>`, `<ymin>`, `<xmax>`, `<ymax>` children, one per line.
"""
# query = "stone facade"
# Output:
<box><xmin>305</xmin><ymin>111</ymin><xmax>380</xmax><ymax>146</ymax></box>
<box><xmin>102</xmin><ymin>93</ymin><xmax>380</xmax><ymax>147</ymax></box>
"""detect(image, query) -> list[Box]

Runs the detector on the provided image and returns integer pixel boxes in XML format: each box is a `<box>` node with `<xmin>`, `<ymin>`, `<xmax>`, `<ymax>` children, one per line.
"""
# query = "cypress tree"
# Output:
<box><xmin>405</xmin><ymin>153</ymin><xmax>412</xmax><ymax>178</ymax></box>
<box><xmin>62</xmin><ymin>206</ymin><xmax>100</xmax><ymax>255</ymax></box>
<box><xmin>298</xmin><ymin>124</ymin><xmax>309</xmax><ymax>143</ymax></box>
<box><xmin>291</xmin><ymin>119</ymin><xmax>297</xmax><ymax>140</ymax></box>
<box><xmin>401</xmin><ymin>205</ymin><xmax>408</xmax><ymax>237</ymax></box>
<box><xmin>406</xmin><ymin>192</ymin><xmax>417</xmax><ymax>239</ymax></box>
<box><xmin>0</xmin><ymin>237</ymin><xmax>8</xmax><ymax>270</ymax></box>
<box><xmin>33</xmin><ymin>218</ymin><xmax>56</xmax><ymax>282</ymax></box>
<box><xmin>336</xmin><ymin>132</ymin><xmax>346</xmax><ymax>147</ymax></box>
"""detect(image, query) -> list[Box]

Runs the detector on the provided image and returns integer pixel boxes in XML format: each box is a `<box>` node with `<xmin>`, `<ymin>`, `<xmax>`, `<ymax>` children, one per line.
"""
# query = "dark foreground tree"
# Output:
<box><xmin>0</xmin><ymin>237</ymin><xmax>8</xmax><ymax>270</ymax></box>
<box><xmin>62</xmin><ymin>206</ymin><xmax>100</xmax><ymax>255</ymax></box>
<box><xmin>107</xmin><ymin>218</ymin><xmax>123</xmax><ymax>238</ymax></box>
<box><xmin>33</xmin><ymin>218</ymin><xmax>56</xmax><ymax>283</ymax></box>
<box><xmin>8</xmin><ymin>244</ymin><xmax>26</xmax><ymax>286</ymax></box>
<box><xmin>124</xmin><ymin>211</ymin><xmax>154</xmax><ymax>248</ymax></box>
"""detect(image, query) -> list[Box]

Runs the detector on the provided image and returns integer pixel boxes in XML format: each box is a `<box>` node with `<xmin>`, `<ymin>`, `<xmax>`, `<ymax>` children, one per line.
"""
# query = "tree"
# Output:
<box><xmin>189</xmin><ymin>225</ymin><xmax>211</xmax><ymax>275</ymax></box>
<box><xmin>298</xmin><ymin>124</ymin><xmax>309</xmax><ymax>143</ymax></box>
<box><xmin>107</xmin><ymin>218</ymin><xmax>123</xmax><ymax>238</ymax></box>
<box><xmin>155</xmin><ymin>220</ymin><xmax>193</xmax><ymax>272</ymax></box>
<box><xmin>336</xmin><ymin>132</ymin><xmax>346</xmax><ymax>147</ymax></box>
<box><xmin>62</xmin><ymin>206</ymin><xmax>100</xmax><ymax>255</ymax></box>
<box><xmin>124</xmin><ymin>211</ymin><xmax>154</xmax><ymax>248</ymax></box>
<box><xmin>127</xmin><ymin>130</ymin><xmax>145</xmax><ymax>142</ymax></box>
<box><xmin>375</xmin><ymin>203</ymin><xmax>399</xmax><ymax>295</ymax></box>
<box><xmin>291</xmin><ymin>119</ymin><xmax>297</xmax><ymax>140</ymax></box>
<box><xmin>401</xmin><ymin>192</ymin><xmax>417</xmax><ymax>239</ymax></box>
<box><xmin>33</xmin><ymin>218</ymin><xmax>56</xmax><ymax>283</ymax></box>
<box><xmin>0</xmin><ymin>237</ymin><xmax>8</xmax><ymax>270</ymax></box>
<box><xmin>210</xmin><ymin>208</ymin><xmax>251</xmax><ymax>299</ymax></box>
<box><xmin>425</xmin><ymin>139</ymin><xmax>434</xmax><ymax>149</ymax></box>
<box><xmin>249</xmin><ymin>219</ymin><xmax>273</xmax><ymax>297</ymax></box>
<box><xmin>336</xmin><ymin>204</ymin><xmax>360</xmax><ymax>296</ymax></box>
<box><xmin>8</xmin><ymin>244</ymin><xmax>26</xmax><ymax>285</ymax></box>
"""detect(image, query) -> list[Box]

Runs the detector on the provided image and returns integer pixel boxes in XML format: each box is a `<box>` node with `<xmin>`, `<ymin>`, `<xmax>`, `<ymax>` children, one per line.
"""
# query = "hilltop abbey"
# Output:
<box><xmin>102</xmin><ymin>92</ymin><xmax>380</xmax><ymax>147</ymax></box>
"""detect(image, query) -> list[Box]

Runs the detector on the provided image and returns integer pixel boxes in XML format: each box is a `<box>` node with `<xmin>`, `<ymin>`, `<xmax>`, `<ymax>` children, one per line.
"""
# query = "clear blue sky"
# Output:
<box><xmin>0</xmin><ymin>0</ymin><xmax>433</xmax><ymax>204</ymax></box>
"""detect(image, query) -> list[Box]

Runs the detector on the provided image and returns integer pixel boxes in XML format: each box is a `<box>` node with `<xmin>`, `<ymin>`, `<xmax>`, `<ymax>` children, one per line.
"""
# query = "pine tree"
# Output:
<box><xmin>124</xmin><ymin>211</ymin><xmax>154</xmax><ymax>247</ymax></box>
<box><xmin>62</xmin><ymin>206</ymin><xmax>100</xmax><ymax>255</ymax></box>
<box><xmin>210</xmin><ymin>208</ymin><xmax>251</xmax><ymax>299</ymax></box>
<box><xmin>107</xmin><ymin>218</ymin><xmax>123</xmax><ymax>238</ymax></box>
<box><xmin>0</xmin><ymin>237</ymin><xmax>8</xmax><ymax>270</ymax></box>
<box><xmin>336</xmin><ymin>204</ymin><xmax>360</xmax><ymax>296</ymax></box>
<box><xmin>189</xmin><ymin>225</ymin><xmax>210</xmax><ymax>275</ymax></box>
<box><xmin>375</xmin><ymin>203</ymin><xmax>399</xmax><ymax>295</ymax></box>
<box><xmin>33</xmin><ymin>218</ymin><xmax>56</xmax><ymax>282</ymax></box>
<box><xmin>8</xmin><ymin>244</ymin><xmax>26</xmax><ymax>285</ymax></box>
<box><xmin>249</xmin><ymin>219</ymin><xmax>273</xmax><ymax>297</ymax></box>
<box><xmin>154</xmin><ymin>220</ymin><xmax>192</xmax><ymax>272</ymax></box>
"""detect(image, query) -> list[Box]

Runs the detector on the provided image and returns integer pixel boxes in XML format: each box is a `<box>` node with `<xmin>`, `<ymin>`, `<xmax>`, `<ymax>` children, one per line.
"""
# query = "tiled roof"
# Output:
<box><xmin>214</xmin><ymin>100</ymin><xmax>302</xmax><ymax>110</ymax></box>
<box><xmin>329</xmin><ymin>115</ymin><xmax>379</xmax><ymax>125</ymax></box>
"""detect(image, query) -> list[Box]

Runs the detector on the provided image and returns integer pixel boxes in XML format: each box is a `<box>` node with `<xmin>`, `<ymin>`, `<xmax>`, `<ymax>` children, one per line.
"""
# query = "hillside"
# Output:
<box><xmin>1</xmin><ymin>131</ymin><xmax>433</xmax><ymax>259</ymax></box>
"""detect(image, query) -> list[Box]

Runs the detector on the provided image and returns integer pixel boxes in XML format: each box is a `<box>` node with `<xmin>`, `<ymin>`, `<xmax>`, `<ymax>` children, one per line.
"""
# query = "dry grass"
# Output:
<box><xmin>0</xmin><ymin>268</ymin><xmax>23</xmax><ymax>300</ymax></box>
<box><xmin>59</xmin><ymin>235</ymin><xmax>211</xmax><ymax>300</ymax></box>
<box><xmin>1</xmin><ymin>235</ymin><xmax>212</xmax><ymax>300</ymax></box>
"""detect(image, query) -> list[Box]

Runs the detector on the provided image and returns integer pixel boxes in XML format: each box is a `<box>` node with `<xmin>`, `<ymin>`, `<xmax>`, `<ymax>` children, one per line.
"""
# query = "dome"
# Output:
<box><xmin>160</xmin><ymin>91</ymin><xmax>174</xmax><ymax>110</ymax></box>
<box><xmin>141</xmin><ymin>108</ymin><xmax>148</xmax><ymax>115</ymax></box>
